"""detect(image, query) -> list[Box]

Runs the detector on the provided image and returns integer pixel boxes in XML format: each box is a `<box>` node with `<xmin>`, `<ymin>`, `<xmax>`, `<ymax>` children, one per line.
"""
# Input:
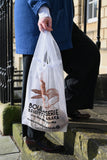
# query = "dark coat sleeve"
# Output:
<box><xmin>25</xmin><ymin>0</ymin><xmax>50</xmax><ymax>16</ymax></box>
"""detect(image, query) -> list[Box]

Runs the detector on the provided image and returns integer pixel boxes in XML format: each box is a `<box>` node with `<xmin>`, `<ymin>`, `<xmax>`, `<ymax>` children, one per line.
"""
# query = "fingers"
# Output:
<box><xmin>47</xmin><ymin>88</ymin><xmax>59</xmax><ymax>99</ymax></box>
<box><xmin>38</xmin><ymin>17</ymin><xmax>53</xmax><ymax>32</ymax></box>
<box><xmin>32</xmin><ymin>89</ymin><xmax>41</xmax><ymax>94</ymax></box>
<box><xmin>38</xmin><ymin>20</ymin><xmax>52</xmax><ymax>32</ymax></box>
<box><xmin>40</xmin><ymin>80</ymin><xmax>46</xmax><ymax>95</ymax></box>
<box><xmin>40</xmin><ymin>80</ymin><xmax>45</xmax><ymax>85</ymax></box>
<box><xmin>31</xmin><ymin>95</ymin><xmax>42</xmax><ymax>99</ymax></box>
<box><xmin>38</xmin><ymin>24</ymin><xmax>44</xmax><ymax>32</ymax></box>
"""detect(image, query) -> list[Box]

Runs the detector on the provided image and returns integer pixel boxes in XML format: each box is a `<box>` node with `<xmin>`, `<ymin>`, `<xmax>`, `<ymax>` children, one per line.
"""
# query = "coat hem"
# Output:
<box><xmin>16</xmin><ymin>40</ymin><xmax>73</xmax><ymax>55</ymax></box>
<box><xmin>16</xmin><ymin>48</ymin><xmax>34</xmax><ymax>55</ymax></box>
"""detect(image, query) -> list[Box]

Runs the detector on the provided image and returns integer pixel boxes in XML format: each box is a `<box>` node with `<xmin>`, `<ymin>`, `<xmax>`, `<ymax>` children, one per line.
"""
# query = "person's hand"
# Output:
<box><xmin>38</xmin><ymin>17</ymin><xmax>53</xmax><ymax>32</ymax></box>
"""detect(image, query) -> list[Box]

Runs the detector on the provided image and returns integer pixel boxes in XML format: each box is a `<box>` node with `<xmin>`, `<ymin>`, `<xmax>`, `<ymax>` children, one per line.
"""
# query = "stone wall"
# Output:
<box><xmin>73</xmin><ymin>0</ymin><xmax>82</xmax><ymax>27</ymax></box>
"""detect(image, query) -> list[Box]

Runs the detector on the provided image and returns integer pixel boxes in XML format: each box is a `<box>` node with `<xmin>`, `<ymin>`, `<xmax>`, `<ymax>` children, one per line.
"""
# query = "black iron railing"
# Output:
<box><xmin>13</xmin><ymin>70</ymin><xmax>23</xmax><ymax>103</ymax></box>
<box><xmin>0</xmin><ymin>0</ymin><xmax>14</xmax><ymax>104</ymax></box>
<box><xmin>0</xmin><ymin>0</ymin><xmax>22</xmax><ymax>105</ymax></box>
<box><xmin>96</xmin><ymin>0</ymin><xmax>101</xmax><ymax>50</ymax></box>
<box><xmin>84</xmin><ymin>0</ymin><xmax>101</xmax><ymax>50</ymax></box>
<box><xmin>0</xmin><ymin>0</ymin><xmax>9</xmax><ymax>104</ymax></box>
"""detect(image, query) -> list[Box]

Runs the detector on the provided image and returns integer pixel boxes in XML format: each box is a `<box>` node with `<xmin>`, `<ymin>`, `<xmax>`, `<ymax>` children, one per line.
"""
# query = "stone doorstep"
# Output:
<box><xmin>48</xmin><ymin>117</ymin><xmax>107</xmax><ymax>146</ymax></box>
<box><xmin>82</xmin><ymin>104</ymin><xmax>107</xmax><ymax>121</ymax></box>
<box><xmin>12</xmin><ymin>123</ymin><xmax>77</xmax><ymax>160</ymax></box>
<box><xmin>74</xmin><ymin>131</ymin><xmax>107</xmax><ymax>160</ymax></box>
<box><xmin>47</xmin><ymin>123</ymin><xmax>107</xmax><ymax>160</ymax></box>
<box><xmin>12</xmin><ymin>123</ymin><xmax>107</xmax><ymax>160</ymax></box>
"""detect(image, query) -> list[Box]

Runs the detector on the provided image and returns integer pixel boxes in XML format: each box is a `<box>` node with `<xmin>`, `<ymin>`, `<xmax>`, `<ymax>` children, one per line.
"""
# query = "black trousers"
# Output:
<box><xmin>22</xmin><ymin>23</ymin><xmax>100</xmax><ymax>138</ymax></box>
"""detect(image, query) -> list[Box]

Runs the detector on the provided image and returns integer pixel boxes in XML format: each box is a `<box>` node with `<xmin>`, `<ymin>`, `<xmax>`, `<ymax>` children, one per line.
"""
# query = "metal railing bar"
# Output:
<box><xmin>96</xmin><ymin>0</ymin><xmax>101</xmax><ymax>50</ymax></box>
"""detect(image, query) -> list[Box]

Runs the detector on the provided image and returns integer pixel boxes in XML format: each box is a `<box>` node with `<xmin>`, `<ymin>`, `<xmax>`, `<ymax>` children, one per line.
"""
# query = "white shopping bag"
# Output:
<box><xmin>22</xmin><ymin>31</ymin><xmax>68</xmax><ymax>132</ymax></box>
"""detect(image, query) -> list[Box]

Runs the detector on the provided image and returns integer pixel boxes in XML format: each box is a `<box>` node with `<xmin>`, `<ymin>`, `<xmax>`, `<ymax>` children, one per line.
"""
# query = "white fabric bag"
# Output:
<box><xmin>22</xmin><ymin>31</ymin><xmax>68</xmax><ymax>132</ymax></box>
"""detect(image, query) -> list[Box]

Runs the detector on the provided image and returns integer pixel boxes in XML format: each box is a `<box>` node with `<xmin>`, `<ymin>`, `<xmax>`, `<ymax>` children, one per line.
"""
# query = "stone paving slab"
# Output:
<box><xmin>0</xmin><ymin>153</ymin><xmax>21</xmax><ymax>160</ymax></box>
<box><xmin>0</xmin><ymin>136</ymin><xmax>19</xmax><ymax>155</ymax></box>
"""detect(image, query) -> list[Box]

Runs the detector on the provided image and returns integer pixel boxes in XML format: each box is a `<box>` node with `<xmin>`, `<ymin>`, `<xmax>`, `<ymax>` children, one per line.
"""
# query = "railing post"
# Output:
<box><xmin>96</xmin><ymin>0</ymin><xmax>101</xmax><ymax>50</ymax></box>
<box><xmin>7</xmin><ymin>0</ymin><xmax>14</xmax><ymax>105</ymax></box>
<box><xmin>3</xmin><ymin>1</ymin><xmax>8</xmax><ymax>103</ymax></box>
<box><xmin>10</xmin><ymin>0</ymin><xmax>14</xmax><ymax>105</ymax></box>
<box><xmin>84</xmin><ymin>0</ymin><xmax>87</xmax><ymax>34</ymax></box>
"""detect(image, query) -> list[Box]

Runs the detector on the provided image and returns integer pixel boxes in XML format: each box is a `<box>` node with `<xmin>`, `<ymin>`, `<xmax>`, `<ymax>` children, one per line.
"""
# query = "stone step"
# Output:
<box><xmin>12</xmin><ymin>123</ymin><xmax>77</xmax><ymax>160</ymax></box>
<box><xmin>47</xmin><ymin>118</ymin><xmax>107</xmax><ymax>160</ymax></box>
<box><xmin>12</xmin><ymin>104</ymin><xmax>107</xmax><ymax>160</ymax></box>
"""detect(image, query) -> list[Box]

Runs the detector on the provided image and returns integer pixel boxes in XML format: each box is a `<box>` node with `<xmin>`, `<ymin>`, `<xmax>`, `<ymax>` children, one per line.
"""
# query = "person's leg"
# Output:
<box><xmin>61</xmin><ymin>22</ymin><xmax>100</xmax><ymax>117</ymax></box>
<box><xmin>22</xmin><ymin>55</ymin><xmax>45</xmax><ymax>139</ymax></box>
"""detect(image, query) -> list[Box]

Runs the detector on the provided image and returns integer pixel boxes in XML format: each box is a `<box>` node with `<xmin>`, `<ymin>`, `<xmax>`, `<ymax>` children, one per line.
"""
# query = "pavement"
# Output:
<box><xmin>0</xmin><ymin>102</ymin><xmax>107</xmax><ymax>160</ymax></box>
<box><xmin>0</xmin><ymin>131</ymin><xmax>21</xmax><ymax>160</ymax></box>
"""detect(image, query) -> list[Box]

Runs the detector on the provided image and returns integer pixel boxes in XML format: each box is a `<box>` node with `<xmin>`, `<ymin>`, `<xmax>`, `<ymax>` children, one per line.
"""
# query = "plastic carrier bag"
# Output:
<box><xmin>22</xmin><ymin>31</ymin><xmax>68</xmax><ymax>132</ymax></box>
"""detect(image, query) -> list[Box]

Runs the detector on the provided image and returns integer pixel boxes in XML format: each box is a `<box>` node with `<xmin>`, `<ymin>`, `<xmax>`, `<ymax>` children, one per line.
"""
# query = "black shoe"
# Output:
<box><xmin>25</xmin><ymin>136</ymin><xmax>64</xmax><ymax>153</ymax></box>
<box><xmin>25</xmin><ymin>137</ymin><xmax>40</xmax><ymax>148</ymax></box>
<box><xmin>69</xmin><ymin>110</ymin><xmax>90</xmax><ymax>120</ymax></box>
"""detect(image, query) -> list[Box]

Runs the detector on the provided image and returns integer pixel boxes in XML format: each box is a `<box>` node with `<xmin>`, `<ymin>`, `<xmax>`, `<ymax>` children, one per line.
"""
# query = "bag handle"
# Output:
<box><xmin>33</xmin><ymin>31</ymin><xmax>62</xmax><ymax>66</ymax></box>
